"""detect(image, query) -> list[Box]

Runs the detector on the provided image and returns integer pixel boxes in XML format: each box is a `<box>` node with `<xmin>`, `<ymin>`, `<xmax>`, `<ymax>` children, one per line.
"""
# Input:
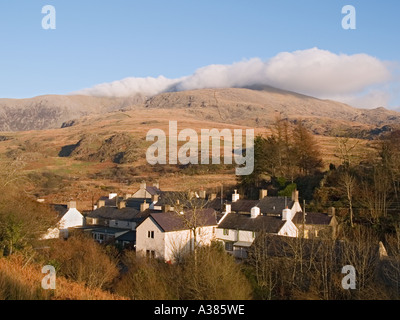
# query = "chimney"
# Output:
<box><xmin>152</xmin><ymin>194</ymin><xmax>159</xmax><ymax>203</ymax></box>
<box><xmin>225</xmin><ymin>203</ymin><xmax>231</xmax><ymax>214</ymax></box>
<box><xmin>67</xmin><ymin>201</ymin><xmax>77</xmax><ymax>209</ymax></box>
<box><xmin>140</xmin><ymin>181</ymin><xmax>146</xmax><ymax>190</ymax></box>
<box><xmin>98</xmin><ymin>200</ymin><xmax>105</xmax><ymax>208</ymax></box>
<box><xmin>282</xmin><ymin>207</ymin><xmax>292</xmax><ymax>221</ymax></box>
<box><xmin>259</xmin><ymin>189</ymin><xmax>268</xmax><ymax>200</ymax></box>
<box><xmin>140</xmin><ymin>200</ymin><xmax>149</xmax><ymax>212</ymax></box>
<box><xmin>163</xmin><ymin>204</ymin><xmax>171</xmax><ymax>212</ymax></box>
<box><xmin>251</xmin><ymin>206</ymin><xmax>260</xmax><ymax>219</ymax></box>
<box><xmin>291</xmin><ymin>190</ymin><xmax>299</xmax><ymax>202</ymax></box>
<box><xmin>210</xmin><ymin>193</ymin><xmax>217</xmax><ymax>201</ymax></box>
<box><xmin>199</xmin><ymin>189</ymin><xmax>206</xmax><ymax>199</ymax></box>
<box><xmin>232</xmin><ymin>190</ymin><xmax>240</xmax><ymax>202</ymax></box>
<box><xmin>328</xmin><ymin>207</ymin><xmax>336</xmax><ymax>217</ymax></box>
<box><xmin>118</xmin><ymin>200</ymin><xmax>126</xmax><ymax>209</ymax></box>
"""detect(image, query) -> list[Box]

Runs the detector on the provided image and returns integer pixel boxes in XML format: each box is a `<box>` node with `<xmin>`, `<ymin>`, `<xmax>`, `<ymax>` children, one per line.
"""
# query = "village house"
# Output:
<box><xmin>215</xmin><ymin>189</ymin><xmax>302</xmax><ymax>258</ymax></box>
<box><xmin>136</xmin><ymin>207</ymin><xmax>218</xmax><ymax>263</ymax></box>
<box><xmin>291</xmin><ymin>207</ymin><xmax>338</xmax><ymax>239</ymax></box>
<box><xmin>130</xmin><ymin>181</ymin><xmax>162</xmax><ymax>199</ymax></box>
<box><xmin>41</xmin><ymin>201</ymin><xmax>84</xmax><ymax>239</ymax></box>
<box><xmin>83</xmin><ymin>196</ymin><xmax>153</xmax><ymax>247</ymax></box>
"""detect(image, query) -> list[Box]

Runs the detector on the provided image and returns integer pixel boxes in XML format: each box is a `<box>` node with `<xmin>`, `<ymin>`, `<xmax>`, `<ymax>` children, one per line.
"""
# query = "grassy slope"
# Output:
<box><xmin>0</xmin><ymin>107</ymin><xmax>374</xmax><ymax>210</ymax></box>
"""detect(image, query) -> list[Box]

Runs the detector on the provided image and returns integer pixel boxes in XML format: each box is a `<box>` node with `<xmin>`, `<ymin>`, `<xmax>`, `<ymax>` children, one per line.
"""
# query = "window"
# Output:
<box><xmin>148</xmin><ymin>231</ymin><xmax>154</xmax><ymax>239</ymax></box>
<box><xmin>225</xmin><ymin>242</ymin><xmax>234</xmax><ymax>251</ymax></box>
<box><xmin>146</xmin><ymin>250</ymin><xmax>156</xmax><ymax>259</ymax></box>
<box><xmin>223</xmin><ymin>229</ymin><xmax>229</xmax><ymax>236</ymax></box>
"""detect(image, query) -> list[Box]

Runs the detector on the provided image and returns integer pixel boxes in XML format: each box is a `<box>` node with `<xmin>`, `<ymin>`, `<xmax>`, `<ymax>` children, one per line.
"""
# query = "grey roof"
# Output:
<box><xmin>126</xmin><ymin>198</ymin><xmax>149</xmax><ymax>210</ymax></box>
<box><xmin>230</xmin><ymin>200</ymin><xmax>260</xmax><ymax>213</ymax></box>
<box><xmin>146</xmin><ymin>186</ymin><xmax>161</xmax><ymax>196</ymax></box>
<box><xmin>149</xmin><ymin>208</ymin><xmax>217</xmax><ymax>232</ymax></box>
<box><xmin>217</xmin><ymin>197</ymin><xmax>296</xmax><ymax>215</ymax></box>
<box><xmin>51</xmin><ymin>204</ymin><xmax>69</xmax><ymax>218</ymax></box>
<box><xmin>218</xmin><ymin>212</ymin><xmax>286</xmax><ymax>234</ymax></box>
<box><xmin>292</xmin><ymin>212</ymin><xmax>334</xmax><ymax>226</ymax></box>
<box><xmin>87</xmin><ymin>206</ymin><xmax>140</xmax><ymax>222</ymax></box>
<box><xmin>98</xmin><ymin>196</ymin><xmax>121</xmax><ymax>207</ymax></box>
<box><xmin>257</xmin><ymin>197</ymin><xmax>295</xmax><ymax>215</ymax></box>
<box><xmin>115</xmin><ymin>230</ymin><xmax>136</xmax><ymax>242</ymax></box>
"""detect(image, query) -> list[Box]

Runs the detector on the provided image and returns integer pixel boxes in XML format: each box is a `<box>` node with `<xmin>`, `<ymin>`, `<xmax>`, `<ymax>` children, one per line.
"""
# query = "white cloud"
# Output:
<box><xmin>75</xmin><ymin>75</ymin><xmax>183</xmax><ymax>97</ymax></box>
<box><xmin>262</xmin><ymin>48</ymin><xmax>391</xmax><ymax>97</ymax></box>
<box><xmin>73</xmin><ymin>48</ymin><xmax>394</xmax><ymax>108</ymax></box>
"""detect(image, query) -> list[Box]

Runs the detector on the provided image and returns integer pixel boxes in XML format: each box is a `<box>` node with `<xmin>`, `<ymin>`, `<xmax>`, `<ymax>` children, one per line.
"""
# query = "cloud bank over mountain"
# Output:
<box><xmin>74</xmin><ymin>48</ymin><xmax>395</xmax><ymax>109</ymax></box>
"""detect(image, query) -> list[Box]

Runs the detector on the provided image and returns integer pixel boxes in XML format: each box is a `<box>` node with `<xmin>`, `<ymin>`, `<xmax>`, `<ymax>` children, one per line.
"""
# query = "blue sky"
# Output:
<box><xmin>0</xmin><ymin>1</ymin><xmax>399</xmax><ymax>108</ymax></box>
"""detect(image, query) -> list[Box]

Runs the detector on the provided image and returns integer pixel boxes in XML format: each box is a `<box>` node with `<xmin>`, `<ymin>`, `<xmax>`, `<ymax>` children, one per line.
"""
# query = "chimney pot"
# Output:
<box><xmin>292</xmin><ymin>190</ymin><xmax>299</xmax><ymax>202</ymax></box>
<box><xmin>259</xmin><ymin>189</ymin><xmax>268</xmax><ymax>200</ymax></box>
<box><xmin>98</xmin><ymin>200</ymin><xmax>105</xmax><ymax>208</ymax></box>
<box><xmin>232</xmin><ymin>190</ymin><xmax>240</xmax><ymax>202</ymax></box>
<box><xmin>68</xmin><ymin>201</ymin><xmax>77</xmax><ymax>209</ymax></box>
<box><xmin>118</xmin><ymin>200</ymin><xmax>126</xmax><ymax>209</ymax></box>
<box><xmin>251</xmin><ymin>206</ymin><xmax>260</xmax><ymax>219</ymax></box>
<box><xmin>328</xmin><ymin>207</ymin><xmax>336</xmax><ymax>217</ymax></box>
<box><xmin>140</xmin><ymin>200</ymin><xmax>149</xmax><ymax>212</ymax></box>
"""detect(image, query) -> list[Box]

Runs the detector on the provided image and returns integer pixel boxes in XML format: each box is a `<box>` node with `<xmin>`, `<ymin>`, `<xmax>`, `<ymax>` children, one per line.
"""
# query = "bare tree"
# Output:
<box><xmin>162</xmin><ymin>190</ymin><xmax>215</xmax><ymax>265</ymax></box>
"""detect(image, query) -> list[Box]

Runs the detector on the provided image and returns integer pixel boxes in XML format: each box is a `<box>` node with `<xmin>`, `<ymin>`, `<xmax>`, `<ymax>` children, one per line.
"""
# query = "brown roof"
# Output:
<box><xmin>218</xmin><ymin>212</ymin><xmax>286</xmax><ymax>234</ymax></box>
<box><xmin>230</xmin><ymin>200</ymin><xmax>260</xmax><ymax>213</ymax></box>
<box><xmin>292</xmin><ymin>212</ymin><xmax>334</xmax><ymax>226</ymax></box>
<box><xmin>149</xmin><ymin>208</ymin><xmax>217</xmax><ymax>232</ymax></box>
<box><xmin>87</xmin><ymin>206</ymin><xmax>140</xmax><ymax>222</ymax></box>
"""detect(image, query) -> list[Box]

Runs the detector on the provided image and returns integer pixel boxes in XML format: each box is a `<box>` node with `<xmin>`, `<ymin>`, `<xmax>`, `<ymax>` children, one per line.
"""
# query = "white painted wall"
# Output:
<box><xmin>136</xmin><ymin>217</ymin><xmax>166</xmax><ymax>260</ymax></box>
<box><xmin>41</xmin><ymin>207</ymin><xmax>84</xmax><ymax>240</ymax></box>
<box><xmin>136</xmin><ymin>217</ymin><xmax>217</xmax><ymax>262</ymax></box>
<box><xmin>59</xmin><ymin>208</ymin><xmax>84</xmax><ymax>230</ymax></box>
<box><xmin>278</xmin><ymin>219</ymin><xmax>298</xmax><ymax>237</ymax></box>
<box><xmin>109</xmin><ymin>220</ymin><xmax>136</xmax><ymax>230</ymax></box>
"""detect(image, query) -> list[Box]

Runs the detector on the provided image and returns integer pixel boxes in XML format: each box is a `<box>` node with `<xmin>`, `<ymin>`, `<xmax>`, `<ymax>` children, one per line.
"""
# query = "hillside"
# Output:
<box><xmin>145</xmin><ymin>87</ymin><xmax>400</xmax><ymax>135</ymax></box>
<box><xmin>0</xmin><ymin>87</ymin><xmax>399</xmax><ymax>135</ymax></box>
<box><xmin>0</xmin><ymin>94</ymin><xmax>145</xmax><ymax>131</ymax></box>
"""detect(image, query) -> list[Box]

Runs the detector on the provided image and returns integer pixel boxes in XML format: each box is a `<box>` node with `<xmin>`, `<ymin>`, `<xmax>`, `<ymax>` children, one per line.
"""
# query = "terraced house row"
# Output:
<box><xmin>40</xmin><ymin>182</ymin><xmax>338</xmax><ymax>263</ymax></box>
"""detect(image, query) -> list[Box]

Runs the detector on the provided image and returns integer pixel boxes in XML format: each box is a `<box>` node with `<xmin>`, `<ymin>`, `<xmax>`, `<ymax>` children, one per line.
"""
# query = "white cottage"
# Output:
<box><xmin>42</xmin><ymin>201</ymin><xmax>84</xmax><ymax>239</ymax></box>
<box><xmin>217</xmin><ymin>207</ymin><xmax>298</xmax><ymax>258</ymax></box>
<box><xmin>136</xmin><ymin>208</ymin><xmax>218</xmax><ymax>263</ymax></box>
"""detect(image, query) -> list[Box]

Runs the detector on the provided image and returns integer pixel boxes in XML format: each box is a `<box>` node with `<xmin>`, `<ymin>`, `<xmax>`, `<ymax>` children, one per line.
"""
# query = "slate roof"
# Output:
<box><xmin>218</xmin><ymin>212</ymin><xmax>286</xmax><ymax>234</ymax></box>
<box><xmin>230</xmin><ymin>200</ymin><xmax>260</xmax><ymax>213</ymax></box>
<box><xmin>115</xmin><ymin>230</ymin><xmax>136</xmax><ymax>242</ymax></box>
<box><xmin>257</xmin><ymin>197</ymin><xmax>295</xmax><ymax>215</ymax></box>
<box><xmin>126</xmin><ymin>198</ymin><xmax>149</xmax><ymax>210</ymax></box>
<box><xmin>98</xmin><ymin>196</ymin><xmax>121</xmax><ymax>207</ymax></box>
<box><xmin>146</xmin><ymin>186</ymin><xmax>162</xmax><ymax>196</ymax></box>
<box><xmin>87</xmin><ymin>206</ymin><xmax>140</xmax><ymax>222</ymax></box>
<box><xmin>51</xmin><ymin>204</ymin><xmax>69</xmax><ymax>218</ymax></box>
<box><xmin>149</xmin><ymin>208</ymin><xmax>218</xmax><ymax>232</ymax></box>
<box><xmin>292</xmin><ymin>212</ymin><xmax>334</xmax><ymax>225</ymax></box>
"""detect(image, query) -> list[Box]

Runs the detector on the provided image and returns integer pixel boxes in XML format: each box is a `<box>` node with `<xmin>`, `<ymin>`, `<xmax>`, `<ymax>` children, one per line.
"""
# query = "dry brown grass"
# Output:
<box><xmin>0</xmin><ymin>255</ymin><xmax>125</xmax><ymax>300</ymax></box>
<box><xmin>0</xmin><ymin>106</ymin><xmax>376</xmax><ymax>210</ymax></box>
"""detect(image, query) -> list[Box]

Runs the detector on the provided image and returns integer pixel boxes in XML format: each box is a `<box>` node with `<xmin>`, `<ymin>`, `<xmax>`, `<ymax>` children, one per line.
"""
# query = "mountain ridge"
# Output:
<box><xmin>0</xmin><ymin>87</ymin><xmax>399</xmax><ymax>135</ymax></box>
